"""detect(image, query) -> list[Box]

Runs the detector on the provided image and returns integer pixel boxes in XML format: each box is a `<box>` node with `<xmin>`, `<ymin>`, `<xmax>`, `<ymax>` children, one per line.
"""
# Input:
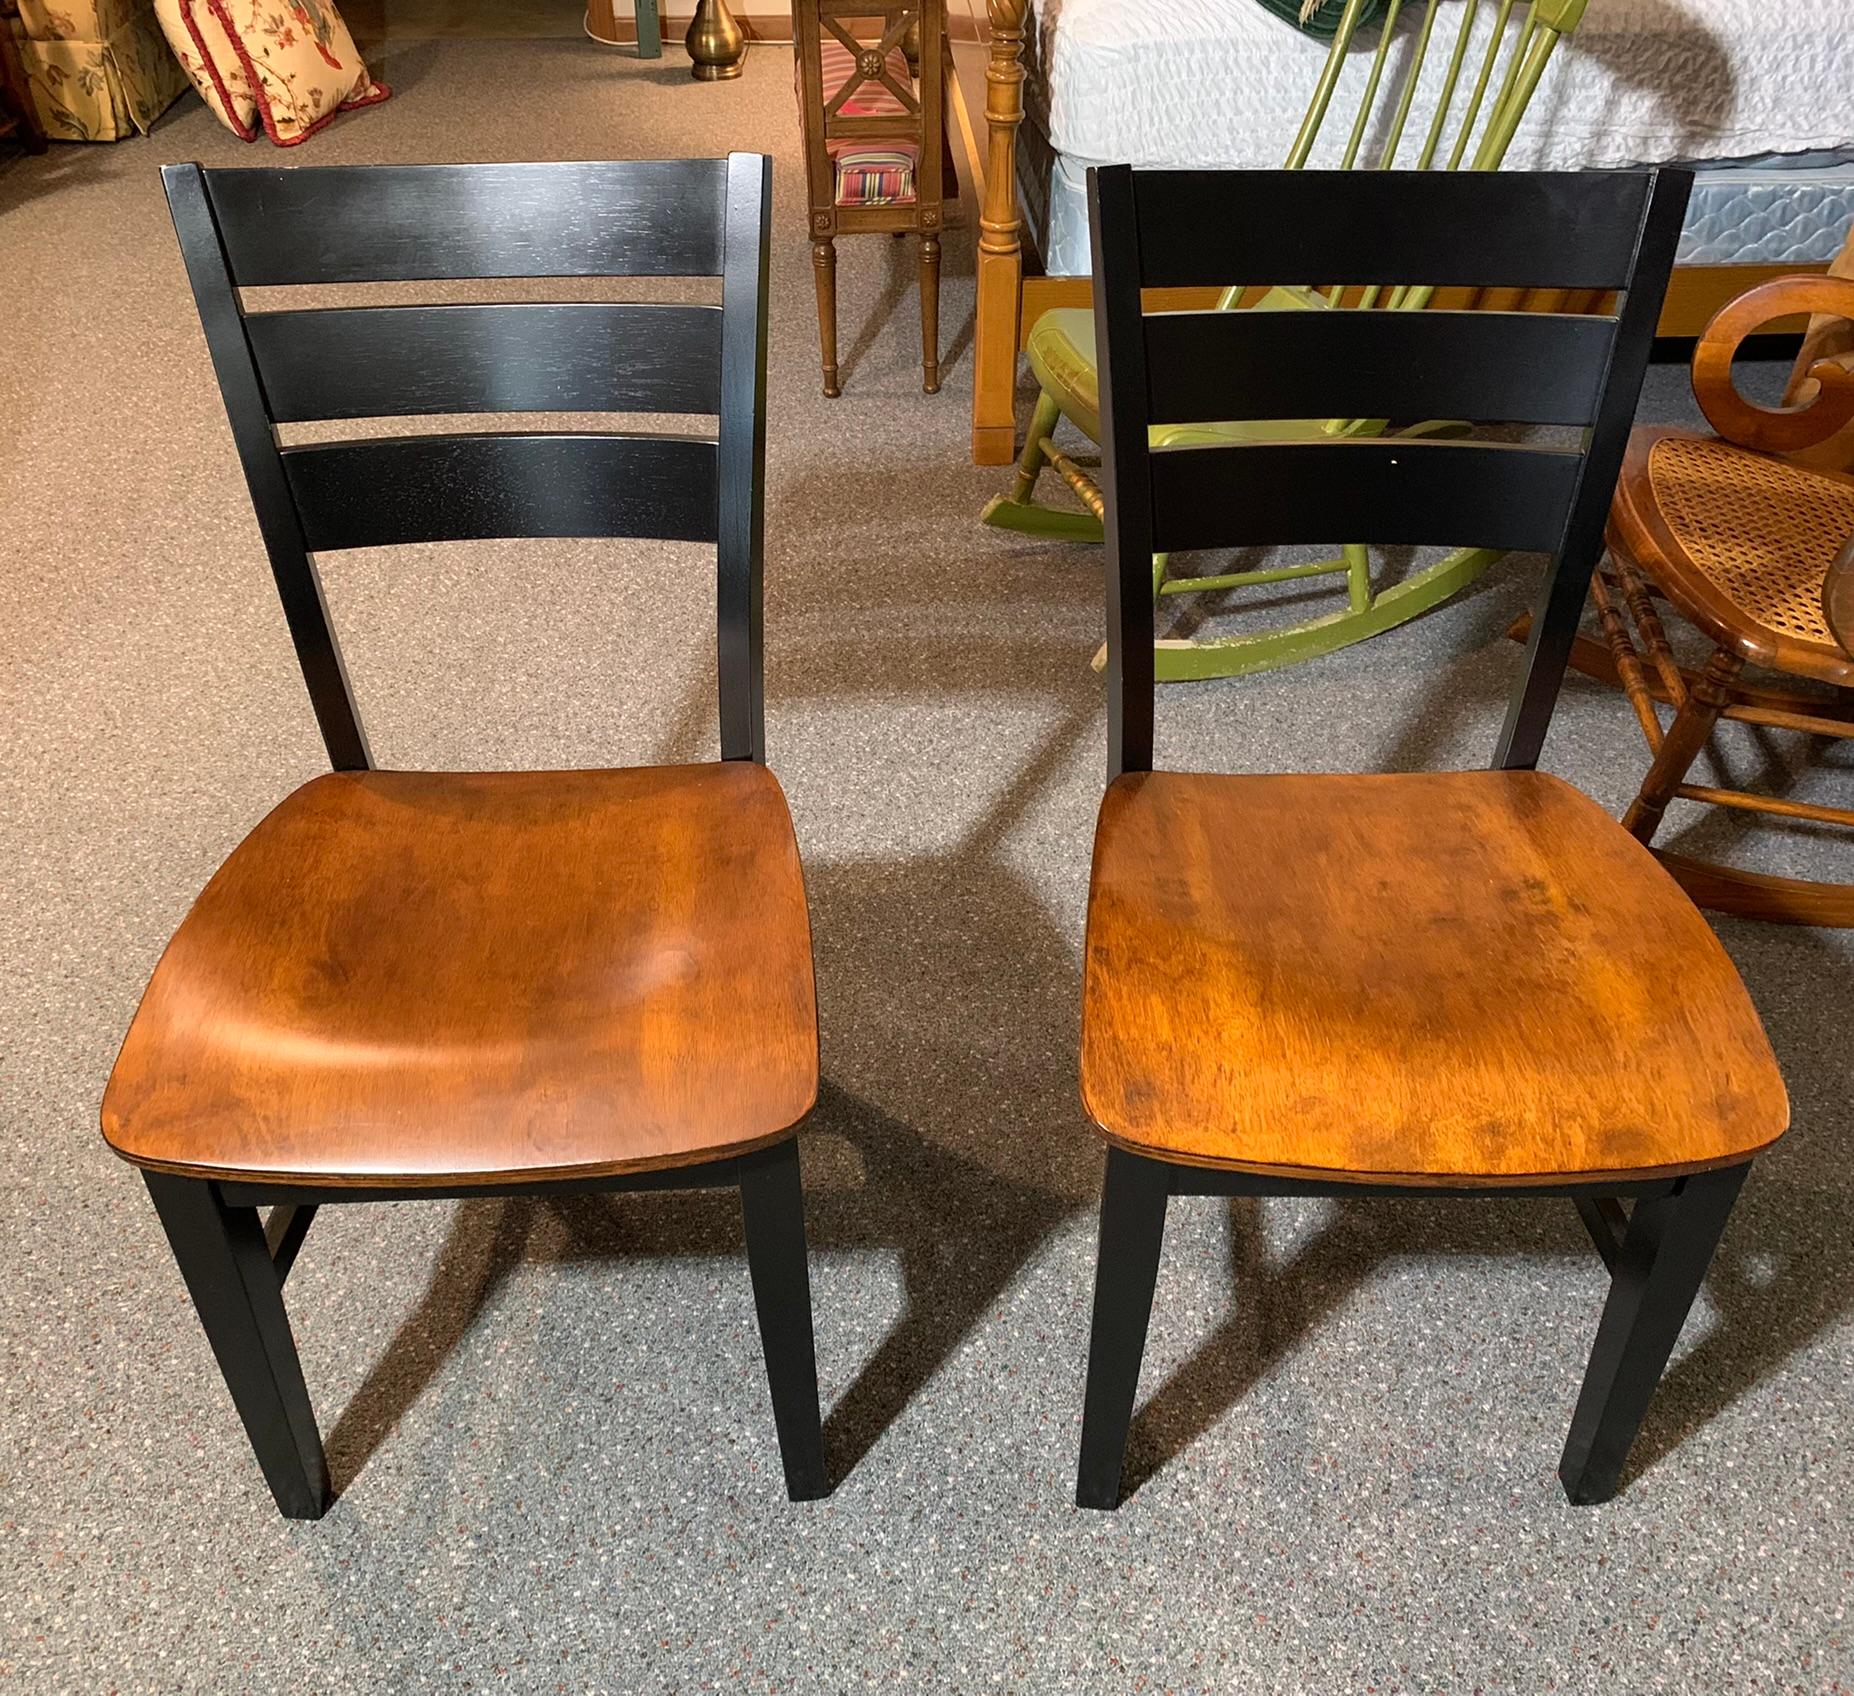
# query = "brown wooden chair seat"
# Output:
<box><xmin>103</xmin><ymin>765</ymin><xmax>817</xmax><ymax>1188</ymax></box>
<box><xmin>1083</xmin><ymin>770</ymin><xmax>1784</xmax><ymax>1185</ymax></box>
<box><xmin>1610</xmin><ymin>429</ymin><xmax>1854</xmax><ymax>687</ymax></box>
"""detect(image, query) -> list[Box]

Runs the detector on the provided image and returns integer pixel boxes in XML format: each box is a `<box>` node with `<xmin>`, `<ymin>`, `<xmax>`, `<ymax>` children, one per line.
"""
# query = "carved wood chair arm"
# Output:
<box><xmin>1693</xmin><ymin>274</ymin><xmax>1854</xmax><ymax>456</ymax></box>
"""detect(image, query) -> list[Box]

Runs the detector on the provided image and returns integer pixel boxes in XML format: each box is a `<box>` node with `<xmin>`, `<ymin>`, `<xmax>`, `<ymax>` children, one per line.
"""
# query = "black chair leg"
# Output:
<box><xmin>1558</xmin><ymin>1162</ymin><xmax>1750</xmax><ymax>1505</ymax></box>
<box><xmin>738</xmin><ymin>1138</ymin><xmax>829</xmax><ymax>1501</ymax></box>
<box><xmin>143</xmin><ymin>1172</ymin><xmax>331</xmax><ymax>1520</ymax></box>
<box><xmin>1076</xmin><ymin>1146</ymin><xmax>1171</xmax><ymax>1510</ymax></box>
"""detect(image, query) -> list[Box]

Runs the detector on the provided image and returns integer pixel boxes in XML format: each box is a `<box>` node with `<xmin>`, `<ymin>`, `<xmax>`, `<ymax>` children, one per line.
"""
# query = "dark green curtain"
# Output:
<box><xmin>1249</xmin><ymin>0</ymin><xmax>1391</xmax><ymax>39</ymax></box>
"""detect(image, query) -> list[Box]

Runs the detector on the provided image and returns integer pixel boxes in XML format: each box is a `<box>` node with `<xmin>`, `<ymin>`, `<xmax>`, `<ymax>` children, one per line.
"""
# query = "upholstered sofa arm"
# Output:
<box><xmin>11</xmin><ymin>0</ymin><xmax>186</xmax><ymax>139</ymax></box>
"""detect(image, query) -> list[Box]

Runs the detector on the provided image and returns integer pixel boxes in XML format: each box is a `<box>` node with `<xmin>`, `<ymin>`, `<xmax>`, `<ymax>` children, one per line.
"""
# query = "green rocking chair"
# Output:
<box><xmin>981</xmin><ymin>0</ymin><xmax>1591</xmax><ymax>681</ymax></box>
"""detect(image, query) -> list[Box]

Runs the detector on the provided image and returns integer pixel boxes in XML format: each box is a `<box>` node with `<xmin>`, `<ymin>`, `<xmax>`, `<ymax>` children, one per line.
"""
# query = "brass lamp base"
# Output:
<box><xmin>686</xmin><ymin>0</ymin><xmax>746</xmax><ymax>79</ymax></box>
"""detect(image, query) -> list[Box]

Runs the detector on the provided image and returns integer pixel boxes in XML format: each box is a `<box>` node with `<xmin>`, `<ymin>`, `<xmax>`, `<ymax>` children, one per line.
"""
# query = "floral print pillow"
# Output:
<box><xmin>154</xmin><ymin>0</ymin><xmax>388</xmax><ymax>145</ymax></box>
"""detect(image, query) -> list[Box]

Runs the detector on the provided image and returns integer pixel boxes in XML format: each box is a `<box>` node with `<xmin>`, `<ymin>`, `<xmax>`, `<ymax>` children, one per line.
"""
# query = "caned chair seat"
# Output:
<box><xmin>103</xmin><ymin>763</ymin><xmax>819</xmax><ymax>1188</ymax></box>
<box><xmin>1080</xmin><ymin>769</ymin><xmax>1787</xmax><ymax>1184</ymax></box>
<box><xmin>1609</xmin><ymin>426</ymin><xmax>1854</xmax><ymax>688</ymax></box>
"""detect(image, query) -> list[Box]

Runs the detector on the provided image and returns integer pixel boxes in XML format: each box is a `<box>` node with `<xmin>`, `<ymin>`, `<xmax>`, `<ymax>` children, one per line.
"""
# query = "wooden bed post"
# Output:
<box><xmin>972</xmin><ymin>0</ymin><xmax>1027</xmax><ymax>464</ymax></box>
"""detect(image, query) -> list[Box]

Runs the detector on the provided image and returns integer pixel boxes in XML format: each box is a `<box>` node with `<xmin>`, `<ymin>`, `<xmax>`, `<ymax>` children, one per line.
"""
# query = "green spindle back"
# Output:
<box><xmin>1217</xmin><ymin>0</ymin><xmax>1589</xmax><ymax>313</ymax></box>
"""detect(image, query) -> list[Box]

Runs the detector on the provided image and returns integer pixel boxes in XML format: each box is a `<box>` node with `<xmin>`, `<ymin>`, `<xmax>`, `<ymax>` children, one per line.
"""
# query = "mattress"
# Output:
<box><xmin>1677</xmin><ymin>157</ymin><xmax>1854</xmax><ymax>264</ymax></box>
<box><xmin>1019</xmin><ymin>0</ymin><xmax>1854</xmax><ymax>273</ymax></box>
<box><xmin>1024</xmin><ymin>0</ymin><xmax>1854</xmax><ymax>172</ymax></box>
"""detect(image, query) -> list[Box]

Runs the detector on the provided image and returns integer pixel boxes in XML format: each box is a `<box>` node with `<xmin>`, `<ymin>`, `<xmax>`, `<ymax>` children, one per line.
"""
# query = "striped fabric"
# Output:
<box><xmin>835</xmin><ymin>150</ymin><xmax>916</xmax><ymax>207</ymax></box>
<box><xmin>800</xmin><ymin>36</ymin><xmax>921</xmax><ymax>208</ymax></box>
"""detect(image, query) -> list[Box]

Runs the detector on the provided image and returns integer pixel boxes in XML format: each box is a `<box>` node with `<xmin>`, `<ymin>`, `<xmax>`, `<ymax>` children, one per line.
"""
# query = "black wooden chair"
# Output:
<box><xmin>104</xmin><ymin>155</ymin><xmax>830</xmax><ymax>1518</ymax></box>
<box><xmin>1074</xmin><ymin>165</ymin><xmax>1792</xmax><ymax>1509</ymax></box>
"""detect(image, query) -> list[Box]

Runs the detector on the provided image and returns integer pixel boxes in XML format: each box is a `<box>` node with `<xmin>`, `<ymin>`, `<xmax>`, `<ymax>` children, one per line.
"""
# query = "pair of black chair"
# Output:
<box><xmin>104</xmin><ymin>154</ymin><xmax>1785</xmax><ymax>1521</ymax></box>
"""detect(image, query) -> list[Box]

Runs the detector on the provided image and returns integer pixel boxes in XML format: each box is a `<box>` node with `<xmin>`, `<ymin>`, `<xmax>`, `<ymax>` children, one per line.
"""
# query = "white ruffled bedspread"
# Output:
<box><xmin>1027</xmin><ymin>0</ymin><xmax>1854</xmax><ymax>170</ymax></box>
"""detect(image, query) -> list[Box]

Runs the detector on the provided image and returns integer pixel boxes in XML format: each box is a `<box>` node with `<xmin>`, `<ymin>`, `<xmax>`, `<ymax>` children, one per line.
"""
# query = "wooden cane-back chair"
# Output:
<box><xmin>794</xmin><ymin>0</ymin><xmax>954</xmax><ymax>396</ymax></box>
<box><xmin>1543</xmin><ymin>268</ymin><xmax>1854</xmax><ymax>924</ymax></box>
<box><xmin>980</xmin><ymin>0</ymin><xmax>1591</xmax><ymax>682</ymax></box>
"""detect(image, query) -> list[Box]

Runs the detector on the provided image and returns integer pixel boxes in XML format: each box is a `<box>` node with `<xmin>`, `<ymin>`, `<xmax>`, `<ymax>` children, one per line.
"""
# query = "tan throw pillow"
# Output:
<box><xmin>155</xmin><ymin>0</ymin><xmax>388</xmax><ymax>145</ymax></box>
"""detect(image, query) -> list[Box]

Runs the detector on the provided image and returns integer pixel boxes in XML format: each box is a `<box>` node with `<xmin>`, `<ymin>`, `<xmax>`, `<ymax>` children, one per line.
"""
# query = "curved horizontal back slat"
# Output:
<box><xmin>1143</xmin><ymin>309</ymin><xmax>1615</xmax><ymax>428</ymax></box>
<box><xmin>204</xmin><ymin>160</ymin><xmax>729</xmax><ymax>286</ymax></box>
<box><xmin>1147</xmin><ymin>439</ymin><xmax>1582</xmax><ymax>556</ymax></box>
<box><xmin>282</xmin><ymin>433</ymin><xmax>719</xmax><ymax>550</ymax></box>
<box><xmin>248</xmin><ymin>303</ymin><xmax>724</xmax><ymax>421</ymax></box>
<box><xmin>1131</xmin><ymin>169</ymin><xmax>1651</xmax><ymax>292</ymax></box>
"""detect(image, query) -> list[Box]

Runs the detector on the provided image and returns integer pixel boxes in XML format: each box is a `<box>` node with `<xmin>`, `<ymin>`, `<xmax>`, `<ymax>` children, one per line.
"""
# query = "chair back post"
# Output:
<box><xmin>915</xmin><ymin>0</ymin><xmax>945</xmax><ymax>215</ymax></box>
<box><xmin>1468</xmin><ymin>0</ymin><xmax>1585</xmax><ymax>171</ymax></box>
<box><xmin>1494</xmin><ymin>168</ymin><xmax>1690</xmax><ymax>769</ymax></box>
<box><xmin>1089</xmin><ymin>164</ymin><xmax>1157</xmax><ymax>781</ymax></box>
<box><xmin>163</xmin><ymin>163</ymin><xmax>372</xmax><ymax>772</ymax></box>
<box><xmin>1279</xmin><ymin>0</ymin><xmax>1369</xmax><ymax>172</ymax></box>
<box><xmin>717</xmin><ymin>150</ymin><xmax>773</xmax><ymax>763</ymax></box>
<box><xmin>1090</xmin><ymin>165</ymin><xmax>1691</xmax><ymax>783</ymax></box>
<box><xmin>792</xmin><ymin>1</ymin><xmax>836</xmax><ymax>241</ymax></box>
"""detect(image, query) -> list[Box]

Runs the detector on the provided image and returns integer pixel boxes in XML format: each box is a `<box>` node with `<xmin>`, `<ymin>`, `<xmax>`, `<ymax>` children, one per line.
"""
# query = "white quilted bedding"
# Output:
<box><xmin>1027</xmin><ymin>0</ymin><xmax>1854</xmax><ymax>171</ymax></box>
